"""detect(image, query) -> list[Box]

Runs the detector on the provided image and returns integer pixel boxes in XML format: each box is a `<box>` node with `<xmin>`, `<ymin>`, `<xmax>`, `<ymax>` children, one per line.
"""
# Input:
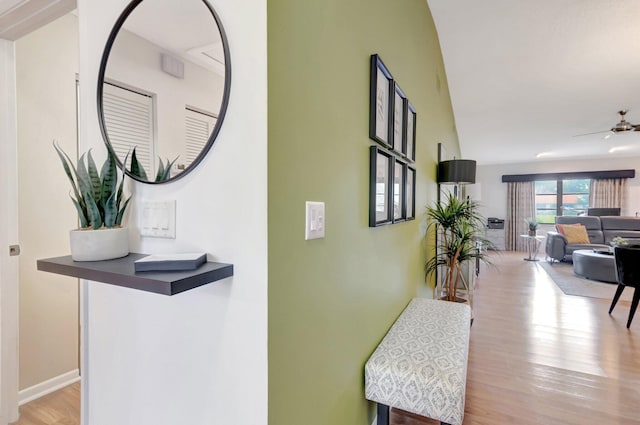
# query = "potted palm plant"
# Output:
<box><xmin>425</xmin><ymin>193</ymin><xmax>493</xmax><ymax>303</ymax></box>
<box><xmin>54</xmin><ymin>142</ymin><xmax>131</xmax><ymax>261</ymax></box>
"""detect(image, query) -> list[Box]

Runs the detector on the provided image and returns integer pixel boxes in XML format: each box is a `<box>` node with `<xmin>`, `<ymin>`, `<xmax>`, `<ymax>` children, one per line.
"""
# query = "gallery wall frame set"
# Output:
<box><xmin>369</xmin><ymin>54</ymin><xmax>416</xmax><ymax>162</ymax></box>
<box><xmin>368</xmin><ymin>54</ymin><xmax>416</xmax><ymax>227</ymax></box>
<box><xmin>369</xmin><ymin>146</ymin><xmax>416</xmax><ymax>227</ymax></box>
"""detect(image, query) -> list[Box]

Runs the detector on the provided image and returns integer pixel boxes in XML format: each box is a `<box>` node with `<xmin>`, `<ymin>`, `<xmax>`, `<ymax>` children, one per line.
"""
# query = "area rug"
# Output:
<box><xmin>538</xmin><ymin>261</ymin><xmax>633</xmax><ymax>301</ymax></box>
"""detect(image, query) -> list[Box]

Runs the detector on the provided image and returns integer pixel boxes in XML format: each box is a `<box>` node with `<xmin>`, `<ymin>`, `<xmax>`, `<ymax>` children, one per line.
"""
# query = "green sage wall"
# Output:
<box><xmin>267</xmin><ymin>1</ymin><xmax>459</xmax><ymax>424</ymax></box>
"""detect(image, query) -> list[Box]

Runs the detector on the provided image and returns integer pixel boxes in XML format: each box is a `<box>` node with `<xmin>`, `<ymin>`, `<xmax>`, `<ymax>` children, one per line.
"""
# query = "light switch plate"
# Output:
<box><xmin>305</xmin><ymin>201</ymin><xmax>325</xmax><ymax>240</ymax></box>
<box><xmin>140</xmin><ymin>200</ymin><xmax>176</xmax><ymax>238</ymax></box>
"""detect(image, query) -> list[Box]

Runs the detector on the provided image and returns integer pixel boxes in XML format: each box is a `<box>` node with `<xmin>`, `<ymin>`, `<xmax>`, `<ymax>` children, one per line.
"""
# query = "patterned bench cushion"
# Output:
<box><xmin>365</xmin><ymin>298</ymin><xmax>471</xmax><ymax>425</ymax></box>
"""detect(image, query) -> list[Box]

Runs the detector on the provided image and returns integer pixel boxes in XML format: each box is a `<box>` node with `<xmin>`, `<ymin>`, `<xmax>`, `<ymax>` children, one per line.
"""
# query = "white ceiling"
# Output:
<box><xmin>427</xmin><ymin>0</ymin><xmax>640</xmax><ymax>165</ymax></box>
<box><xmin>0</xmin><ymin>0</ymin><xmax>224</xmax><ymax>74</ymax></box>
<box><xmin>0</xmin><ymin>0</ymin><xmax>75</xmax><ymax>40</ymax></box>
<box><xmin>122</xmin><ymin>0</ymin><xmax>225</xmax><ymax>74</ymax></box>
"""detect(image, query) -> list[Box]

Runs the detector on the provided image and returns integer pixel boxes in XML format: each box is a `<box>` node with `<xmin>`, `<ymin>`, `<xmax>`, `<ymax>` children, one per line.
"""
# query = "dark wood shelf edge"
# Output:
<box><xmin>37</xmin><ymin>253</ymin><xmax>233</xmax><ymax>296</ymax></box>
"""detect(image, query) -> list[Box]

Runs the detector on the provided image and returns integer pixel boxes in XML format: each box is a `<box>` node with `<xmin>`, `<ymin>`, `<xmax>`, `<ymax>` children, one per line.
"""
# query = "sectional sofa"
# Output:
<box><xmin>545</xmin><ymin>216</ymin><xmax>640</xmax><ymax>262</ymax></box>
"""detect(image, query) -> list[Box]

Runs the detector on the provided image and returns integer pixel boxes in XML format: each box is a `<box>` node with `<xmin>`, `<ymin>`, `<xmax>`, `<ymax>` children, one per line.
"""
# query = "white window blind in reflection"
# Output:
<box><xmin>103</xmin><ymin>82</ymin><xmax>154</xmax><ymax>175</ymax></box>
<box><xmin>185</xmin><ymin>107</ymin><xmax>217</xmax><ymax>167</ymax></box>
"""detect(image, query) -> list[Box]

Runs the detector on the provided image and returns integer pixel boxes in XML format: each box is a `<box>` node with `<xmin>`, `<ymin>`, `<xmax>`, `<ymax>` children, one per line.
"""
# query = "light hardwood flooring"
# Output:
<box><xmin>392</xmin><ymin>251</ymin><xmax>640</xmax><ymax>425</ymax></box>
<box><xmin>11</xmin><ymin>382</ymin><xmax>79</xmax><ymax>425</ymax></box>
<box><xmin>11</xmin><ymin>252</ymin><xmax>640</xmax><ymax>425</ymax></box>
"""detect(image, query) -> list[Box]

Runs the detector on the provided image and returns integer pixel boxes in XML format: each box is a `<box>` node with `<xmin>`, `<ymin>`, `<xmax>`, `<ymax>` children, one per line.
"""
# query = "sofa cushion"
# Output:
<box><xmin>556</xmin><ymin>216</ymin><xmax>604</xmax><ymax>244</ymax></box>
<box><xmin>557</xmin><ymin>224</ymin><xmax>590</xmax><ymax>244</ymax></box>
<box><xmin>600</xmin><ymin>216</ymin><xmax>640</xmax><ymax>231</ymax></box>
<box><xmin>599</xmin><ymin>217</ymin><xmax>640</xmax><ymax>244</ymax></box>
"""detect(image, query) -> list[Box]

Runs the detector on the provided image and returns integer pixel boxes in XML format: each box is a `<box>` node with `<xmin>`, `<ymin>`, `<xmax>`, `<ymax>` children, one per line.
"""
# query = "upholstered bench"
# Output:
<box><xmin>365</xmin><ymin>298</ymin><xmax>471</xmax><ymax>425</ymax></box>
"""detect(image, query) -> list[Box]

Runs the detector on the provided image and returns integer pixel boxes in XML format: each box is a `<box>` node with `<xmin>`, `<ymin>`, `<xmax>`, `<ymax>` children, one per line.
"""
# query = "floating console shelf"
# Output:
<box><xmin>37</xmin><ymin>253</ymin><xmax>233</xmax><ymax>296</ymax></box>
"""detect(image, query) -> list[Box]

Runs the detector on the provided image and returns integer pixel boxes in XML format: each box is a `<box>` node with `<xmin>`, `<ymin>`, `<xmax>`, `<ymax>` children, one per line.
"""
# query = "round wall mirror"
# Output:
<box><xmin>97</xmin><ymin>0</ymin><xmax>231</xmax><ymax>183</ymax></box>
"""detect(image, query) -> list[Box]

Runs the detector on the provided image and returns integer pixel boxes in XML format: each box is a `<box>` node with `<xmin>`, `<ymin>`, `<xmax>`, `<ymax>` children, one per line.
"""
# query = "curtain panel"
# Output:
<box><xmin>506</xmin><ymin>181</ymin><xmax>535</xmax><ymax>251</ymax></box>
<box><xmin>589</xmin><ymin>178</ymin><xmax>627</xmax><ymax>213</ymax></box>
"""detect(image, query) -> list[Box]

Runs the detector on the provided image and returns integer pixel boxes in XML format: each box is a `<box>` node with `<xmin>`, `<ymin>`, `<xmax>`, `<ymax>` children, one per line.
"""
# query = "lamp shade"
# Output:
<box><xmin>437</xmin><ymin>159</ymin><xmax>476</xmax><ymax>184</ymax></box>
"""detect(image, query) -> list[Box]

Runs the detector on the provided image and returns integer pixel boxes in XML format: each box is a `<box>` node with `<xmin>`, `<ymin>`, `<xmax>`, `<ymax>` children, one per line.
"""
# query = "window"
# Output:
<box><xmin>103</xmin><ymin>82</ymin><xmax>154</xmax><ymax>174</ymax></box>
<box><xmin>185</xmin><ymin>107</ymin><xmax>217</xmax><ymax>167</ymax></box>
<box><xmin>535</xmin><ymin>179</ymin><xmax>590</xmax><ymax>224</ymax></box>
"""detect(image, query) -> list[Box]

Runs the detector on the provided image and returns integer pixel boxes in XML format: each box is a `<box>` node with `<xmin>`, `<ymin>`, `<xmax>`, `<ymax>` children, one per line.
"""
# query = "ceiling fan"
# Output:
<box><xmin>574</xmin><ymin>110</ymin><xmax>640</xmax><ymax>137</ymax></box>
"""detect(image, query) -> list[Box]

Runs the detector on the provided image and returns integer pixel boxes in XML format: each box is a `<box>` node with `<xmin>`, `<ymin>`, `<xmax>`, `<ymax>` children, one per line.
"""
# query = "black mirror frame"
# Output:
<box><xmin>96</xmin><ymin>0</ymin><xmax>232</xmax><ymax>184</ymax></box>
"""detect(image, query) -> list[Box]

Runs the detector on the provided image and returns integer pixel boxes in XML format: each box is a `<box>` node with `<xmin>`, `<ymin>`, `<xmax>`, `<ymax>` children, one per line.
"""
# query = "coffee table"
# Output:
<box><xmin>572</xmin><ymin>249</ymin><xmax>617</xmax><ymax>283</ymax></box>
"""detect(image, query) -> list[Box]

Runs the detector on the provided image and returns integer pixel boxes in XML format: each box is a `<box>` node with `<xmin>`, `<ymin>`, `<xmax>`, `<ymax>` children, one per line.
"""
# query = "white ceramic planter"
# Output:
<box><xmin>70</xmin><ymin>227</ymin><xmax>129</xmax><ymax>262</ymax></box>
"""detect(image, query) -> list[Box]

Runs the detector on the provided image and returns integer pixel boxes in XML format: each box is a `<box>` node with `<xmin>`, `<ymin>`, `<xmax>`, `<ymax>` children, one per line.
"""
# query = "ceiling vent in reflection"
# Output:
<box><xmin>161</xmin><ymin>53</ymin><xmax>185</xmax><ymax>79</ymax></box>
<box><xmin>186</xmin><ymin>43</ymin><xmax>225</xmax><ymax>76</ymax></box>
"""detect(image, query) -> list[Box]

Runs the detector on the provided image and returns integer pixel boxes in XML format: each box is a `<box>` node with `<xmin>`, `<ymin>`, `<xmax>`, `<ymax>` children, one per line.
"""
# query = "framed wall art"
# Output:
<box><xmin>369</xmin><ymin>146</ymin><xmax>394</xmax><ymax>227</ymax></box>
<box><xmin>405</xmin><ymin>101</ymin><xmax>416</xmax><ymax>162</ymax></box>
<box><xmin>392</xmin><ymin>84</ymin><xmax>406</xmax><ymax>154</ymax></box>
<box><xmin>405</xmin><ymin>165</ymin><xmax>416</xmax><ymax>220</ymax></box>
<box><xmin>368</xmin><ymin>55</ymin><xmax>417</xmax><ymax>228</ymax></box>
<box><xmin>393</xmin><ymin>158</ymin><xmax>406</xmax><ymax>222</ymax></box>
<box><xmin>369</xmin><ymin>54</ymin><xmax>393</xmax><ymax>148</ymax></box>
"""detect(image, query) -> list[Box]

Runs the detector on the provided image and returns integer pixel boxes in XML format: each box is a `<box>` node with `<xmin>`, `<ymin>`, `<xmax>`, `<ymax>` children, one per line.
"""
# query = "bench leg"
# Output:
<box><xmin>377</xmin><ymin>403</ymin><xmax>389</xmax><ymax>425</ymax></box>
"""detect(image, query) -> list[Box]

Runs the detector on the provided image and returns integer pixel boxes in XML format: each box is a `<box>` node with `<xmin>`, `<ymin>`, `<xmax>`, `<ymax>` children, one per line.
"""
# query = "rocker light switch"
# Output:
<box><xmin>140</xmin><ymin>200</ymin><xmax>176</xmax><ymax>238</ymax></box>
<box><xmin>305</xmin><ymin>201</ymin><xmax>325</xmax><ymax>240</ymax></box>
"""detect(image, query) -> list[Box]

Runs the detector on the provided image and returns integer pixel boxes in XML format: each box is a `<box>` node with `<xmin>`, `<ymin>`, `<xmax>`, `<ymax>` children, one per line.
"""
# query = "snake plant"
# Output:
<box><xmin>130</xmin><ymin>146</ymin><xmax>178</xmax><ymax>182</ymax></box>
<box><xmin>54</xmin><ymin>142</ymin><xmax>131</xmax><ymax>230</ymax></box>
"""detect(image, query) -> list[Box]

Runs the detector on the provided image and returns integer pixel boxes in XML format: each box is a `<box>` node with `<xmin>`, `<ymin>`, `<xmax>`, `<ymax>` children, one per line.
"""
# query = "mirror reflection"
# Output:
<box><xmin>99</xmin><ymin>0</ymin><xmax>229</xmax><ymax>183</ymax></box>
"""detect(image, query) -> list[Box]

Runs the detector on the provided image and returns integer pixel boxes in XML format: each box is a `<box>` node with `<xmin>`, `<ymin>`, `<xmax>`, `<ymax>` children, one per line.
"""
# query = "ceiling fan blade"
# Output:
<box><xmin>573</xmin><ymin>130</ymin><xmax>612</xmax><ymax>137</ymax></box>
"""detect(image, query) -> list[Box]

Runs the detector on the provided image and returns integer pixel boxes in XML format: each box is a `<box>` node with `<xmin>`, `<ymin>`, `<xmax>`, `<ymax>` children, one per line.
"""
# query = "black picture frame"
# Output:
<box><xmin>369</xmin><ymin>54</ymin><xmax>393</xmax><ymax>148</ymax></box>
<box><xmin>393</xmin><ymin>158</ymin><xmax>407</xmax><ymax>222</ymax></box>
<box><xmin>369</xmin><ymin>146</ymin><xmax>394</xmax><ymax>227</ymax></box>
<box><xmin>405</xmin><ymin>166</ymin><xmax>416</xmax><ymax>220</ymax></box>
<box><xmin>405</xmin><ymin>101</ymin><xmax>416</xmax><ymax>162</ymax></box>
<box><xmin>392</xmin><ymin>83</ymin><xmax>406</xmax><ymax>154</ymax></box>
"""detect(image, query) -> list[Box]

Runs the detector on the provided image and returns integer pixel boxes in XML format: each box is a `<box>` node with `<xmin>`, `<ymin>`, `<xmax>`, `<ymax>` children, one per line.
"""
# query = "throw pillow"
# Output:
<box><xmin>557</xmin><ymin>224</ymin><xmax>590</xmax><ymax>244</ymax></box>
<box><xmin>556</xmin><ymin>223</ymin><xmax>580</xmax><ymax>234</ymax></box>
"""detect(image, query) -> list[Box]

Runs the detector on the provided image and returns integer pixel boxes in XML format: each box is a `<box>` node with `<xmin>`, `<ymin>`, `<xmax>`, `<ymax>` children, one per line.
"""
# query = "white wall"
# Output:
<box><xmin>15</xmin><ymin>13</ymin><xmax>79</xmax><ymax>391</ymax></box>
<box><xmin>0</xmin><ymin>38</ymin><xmax>20</xmax><ymax>425</ymax></box>
<box><xmin>476</xmin><ymin>156</ymin><xmax>640</xmax><ymax>221</ymax></box>
<box><xmin>77</xmin><ymin>0</ymin><xmax>267</xmax><ymax>424</ymax></box>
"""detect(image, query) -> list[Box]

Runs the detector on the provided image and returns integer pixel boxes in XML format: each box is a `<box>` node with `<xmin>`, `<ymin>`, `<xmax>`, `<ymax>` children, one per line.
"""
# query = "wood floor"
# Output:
<box><xmin>392</xmin><ymin>251</ymin><xmax>640</xmax><ymax>425</ymax></box>
<box><xmin>11</xmin><ymin>382</ymin><xmax>79</xmax><ymax>425</ymax></box>
<box><xmin>11</xmin><ymin>252</ymin><xmax>640</xmax><ymax>424</ymax></box>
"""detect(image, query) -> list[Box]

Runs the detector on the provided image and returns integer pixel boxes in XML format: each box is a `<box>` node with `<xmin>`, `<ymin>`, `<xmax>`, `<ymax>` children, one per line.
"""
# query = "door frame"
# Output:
<box><xmin>0</xmin><ymin>38</ymin><xmax>20</xmax><ymax>425</ymax></box>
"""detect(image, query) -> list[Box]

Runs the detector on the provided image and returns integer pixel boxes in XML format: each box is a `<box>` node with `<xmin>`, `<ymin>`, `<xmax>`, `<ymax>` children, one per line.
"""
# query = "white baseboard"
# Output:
<box><xmin>18</xmin><ymin>369</ymin><xmax>80</xmax><ymax>405</ymax></box>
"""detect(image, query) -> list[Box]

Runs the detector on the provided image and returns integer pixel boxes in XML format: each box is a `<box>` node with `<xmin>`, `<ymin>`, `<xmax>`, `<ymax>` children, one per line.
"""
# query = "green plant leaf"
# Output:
<box><xmin>86</xmin><ymin>150</ymin><xmax>102</xmax><ymax>203</ymax></box>
<box><xmin>100</xmin><ymin>150</ymin><xmax>118</xmax><ymax>223</ymax></box>
<box><xmin>116</xmin><ymin>196</ymin><xmax>131</xmax><ymax>226</ymax></box>
<box><xmin>84</xmin><ymin>191</ymin><xmax>103</xmax><ymax>230</ymax></box>
<box><xmin>155</xmin><ymin>156</ymin><xmax>178</xmax><ymax>181</ymax></box>
<box><xmin>103</xmin><ymin>191</ymin><xmax>117</xmax><ymax>227</ymax></box>
<box><xmin>54</xmin><ymin>142</ymin><xmax>87</xmax><ymax>218</ymax></box>
<box><xmin>155</xmin><ymin>158</ymin><xmax>166</xmax><ymax>182</ymax></box>
<box><xmin>75</xmin><ymin>153</ymin><xmax>93</xmax><ymax>201</ymax></box>
<box><xmin>69</xmin><ymin>194</ymin><xmax>89</xmax><ymax>228</ymax></box>
<box><xmin>130</xmin><ymin>147</ymin><xmax>148</xmax><ymax>180</ymax></box>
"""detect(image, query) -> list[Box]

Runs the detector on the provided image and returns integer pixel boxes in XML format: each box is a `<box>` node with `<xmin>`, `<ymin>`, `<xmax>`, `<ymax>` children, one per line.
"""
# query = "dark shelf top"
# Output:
<box><xmin>37</xmin><ymin>253</ymin><xmax>233</xmax><ymax>296</ymax></box>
